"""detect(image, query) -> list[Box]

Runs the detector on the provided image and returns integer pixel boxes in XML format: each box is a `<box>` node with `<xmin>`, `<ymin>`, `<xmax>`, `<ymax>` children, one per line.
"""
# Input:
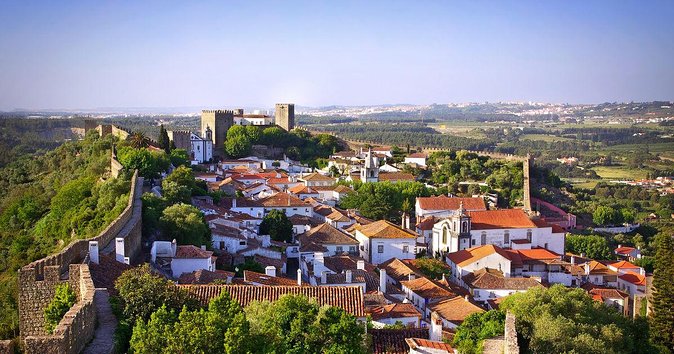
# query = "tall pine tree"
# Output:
<box><xmin>158</xmin><ymin>124</ymin><xmax>171</xmax><ymax>154</ymax></box>
<box><xmin>650</xmin><ymin>233</ymin><xmax>674</xmax><ymax>350</ymax></box>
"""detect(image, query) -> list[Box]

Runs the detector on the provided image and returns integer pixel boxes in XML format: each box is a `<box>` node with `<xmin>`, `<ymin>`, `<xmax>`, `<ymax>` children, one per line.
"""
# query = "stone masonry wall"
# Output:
<box><xmin>21</xmin><ymin>264</ymin><xmax>96</xmax><ymax>354</ymax></box>
<box><xmin>504</xmin><ymin>311</ymin><xmax>520</xmax><ymax>354</ymax></box>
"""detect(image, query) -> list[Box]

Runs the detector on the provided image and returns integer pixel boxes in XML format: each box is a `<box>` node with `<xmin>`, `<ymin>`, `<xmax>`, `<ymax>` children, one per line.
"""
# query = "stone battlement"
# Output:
<box><xmin>202</xmin><ymin>109</ymin><xmax>235</xmax><ymax>114</ymax></box>
<box><xmin>21</xmin><ymin>264</ymin><xmax>96</xmax><ymax>354</ymax></box>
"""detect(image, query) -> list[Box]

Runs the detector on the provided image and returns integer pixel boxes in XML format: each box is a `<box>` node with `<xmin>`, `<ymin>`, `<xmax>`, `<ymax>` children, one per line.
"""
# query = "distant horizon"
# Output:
<box><xmin>4</xmin><ymin>99</ymin><xmax>674</xmax><ymax>115</ymax></box>
<box><xmin>1</xmin><ymin>1</ymin><xmax>673</xmax><ymax>111</ymax></box>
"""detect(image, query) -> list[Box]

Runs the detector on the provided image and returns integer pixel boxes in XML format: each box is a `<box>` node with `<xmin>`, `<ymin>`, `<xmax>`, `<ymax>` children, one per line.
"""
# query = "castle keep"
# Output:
<box><xmin>275</xmin><ymin>103</ymin><xmax>295</xmax><ymax>131</ymax></box>
<box><xmin>201</xmin><ymin>110</ymin><xmax>234</xmax><ymax>158</ymax></box>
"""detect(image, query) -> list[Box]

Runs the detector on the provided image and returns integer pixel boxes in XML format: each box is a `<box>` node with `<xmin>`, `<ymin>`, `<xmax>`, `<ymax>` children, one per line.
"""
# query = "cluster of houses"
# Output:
<box><xmin>139</xmin><ymin>145</ymin><xmax>650</xmax><ymax>353</ymax></box>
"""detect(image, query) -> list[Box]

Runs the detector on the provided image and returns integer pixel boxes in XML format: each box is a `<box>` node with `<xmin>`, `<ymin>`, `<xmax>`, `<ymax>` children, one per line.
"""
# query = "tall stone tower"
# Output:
<box><xmin>275</xmin><ymin>103</ymin><xmax>295</xmax><ymax>131</ymax></box>
<box><xmin>361</xmin><ymin>148</ymin><xmax>379</xmax><ymax>183</ymax></box>
<box><xmin>201</xmin><ymin>110</ymin><xmax>233</xmax><ymax>158</ymax></box>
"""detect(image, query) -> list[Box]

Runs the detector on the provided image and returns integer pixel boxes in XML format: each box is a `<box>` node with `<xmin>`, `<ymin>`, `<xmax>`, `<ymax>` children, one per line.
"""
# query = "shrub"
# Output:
<box><xmin>44</xmin><ymin>283</ymin><xmax>76</xmax><ymax>334</ymax></box>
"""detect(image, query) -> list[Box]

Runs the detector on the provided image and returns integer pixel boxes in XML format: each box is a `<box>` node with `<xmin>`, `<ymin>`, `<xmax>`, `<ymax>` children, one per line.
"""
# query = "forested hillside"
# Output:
<box><xmin>0</xmin><ymin>130</ymin><xmax>131</xmax><ymax>339</ymax></box>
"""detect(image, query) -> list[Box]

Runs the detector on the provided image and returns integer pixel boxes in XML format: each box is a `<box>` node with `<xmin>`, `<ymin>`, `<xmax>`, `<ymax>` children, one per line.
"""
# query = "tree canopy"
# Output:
<box><xmin>650</xmin><ymin>234</ymin><xmax>674</xmax><ymax>350</ymax></box>
<box><xmin>565</xmin><ymin>234</ymin><xmax>613</xmax><ymax>260</ymax></box>
<box><xmin>160</xmin><ymin>203</ymin><xmax>211</xmax><ymax>247</ymax></box>
<box><xmin>258</xmin><ymin>209</ymin><xmax>294</xmax><ymax>243</ymax></box>
<box><xmin>453</xmin><ymin>310</ymin><xmax>505</xmax><ymax>354</ymax></box>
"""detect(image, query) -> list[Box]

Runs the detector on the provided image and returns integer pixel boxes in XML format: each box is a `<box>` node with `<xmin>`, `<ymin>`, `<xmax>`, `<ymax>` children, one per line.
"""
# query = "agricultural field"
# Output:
<box><xmin>519</xmin><ymin>133</ymin><xmax>576</xmax><ymax>142</ymax></box>
<box><xmin>591</xmin><ymin>165</ymin><xmax>649</xmax><ymax>181</ymax></box>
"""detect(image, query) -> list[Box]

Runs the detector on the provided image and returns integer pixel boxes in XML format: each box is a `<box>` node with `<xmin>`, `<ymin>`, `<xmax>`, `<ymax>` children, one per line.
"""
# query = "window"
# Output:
<box><xmin>219</xmin><ymin>241</ymin><xmax>225</xmax><ymax>250</ymax></box>
<box><xmin>403</xmin><ymin>245</ymin><xmax>409</xmax><ymax>253</ymax></box>
<box><xmin>349</xmin><ymin>246</ymin><xmax>356</xmax><ymax>253</ymax></box>
<box><xmin>481</xmin><ymin>232</ymin><xmax>487</xmax><ymax>245</ymax></box>
<box><xmin>378</xmin><ymin>245</ymin><xmax>384</xmax><ymax>253</ymax></box>
<box><xmin>336</xmin><ymin>246</ymin><xmax>343</xmax><ymax>253</ymax></box>
<box><xmin>544</xmin><ymin>243</ymin><xmax>548</xmax><ymax>250</ymax></box>
<box><xmin>461</xmin><ymin>221</ymin><xmax>468</xmax><ymax>233</ymax></box>
<box><xmin>239</xmin><ymin>241</ymin><xmax>246</xmax><ymax>246</ymax></box>
<box><xmin>526</xmin><ymin>229</ymin><xmax>532</xmax><ymax>242</ymax></box>
<box><xmin>504</xmin><ymin>231</ymin><xmax>510</xmax><ymax>244</ymax></box>
<box><xmin>442</xmin><ymin>227</ymin><xmax>447</xmax><ymax>244</ymax></box>
<box><xmin>471</xmin><ymin>239</ymin><xmax>476</xmax><ymax>246</ymax></box>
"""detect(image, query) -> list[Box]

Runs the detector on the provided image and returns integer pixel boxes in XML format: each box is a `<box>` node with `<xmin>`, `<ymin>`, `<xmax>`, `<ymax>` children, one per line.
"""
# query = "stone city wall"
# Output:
<box><xmin>21</xmin><ymin>264</ymin><xmax>96</xmax><ymax>354</ymax></box>
<box><xmin>504</xmin><ymin>311</ymin><xmax>520</xmax><ymax>354</ymax></box>
<box><xmin>19</xmin><ymin>169</ymin><xmax>141</xmax><ymax>347</ymax></box>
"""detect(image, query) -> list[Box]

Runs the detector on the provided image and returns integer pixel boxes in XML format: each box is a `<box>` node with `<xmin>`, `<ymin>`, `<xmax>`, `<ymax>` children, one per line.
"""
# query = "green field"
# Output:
<box><xmin>565</xmin><ymin>179</ymin><xmax>600</xmax><ymax>189</ymax></box>
<box><xmin>520</xmin><ymin>134</ymin><xmax>576</xmax><ymax>142</ymax></box>
<box><xmin>605</xmin><ymin>141</ymin><xmax>674</xmax><ymax>154</ymax></box>
<box><xmin>591</xmin><ymin>165</ymin><xmax>648</xmax><ymax>180</ymax></box>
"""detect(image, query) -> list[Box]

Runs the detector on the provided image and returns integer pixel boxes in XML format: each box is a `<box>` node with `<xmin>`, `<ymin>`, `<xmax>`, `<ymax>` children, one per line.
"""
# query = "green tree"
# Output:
<box><xmin>500</xmin><ymin>284</ymin><xmax>653</xmax><ymax>354</ymax></box>
<box><xmin>453</xmin><ymin>310</ymin><xmax>505</xmax><ymax>354</ymax></box>
<box><xmin>593</xmin><ymin>206</ymin><xmax>621</xmax><ymax>226</ymax></box>
<box><xmin>158</xmin><ymin>124</ymin><xmax>171</xmax><ymax>154</ymax></box>
<box><xmin>650</xmin><ymin>234</ymin><xmax>674</xmax><ymax>350</ymax></box>
<box><xmin>44</xmin><ymin>283</ymin><xmax>76</xmax><ymax>334</ymax></box>
<box><xmin>162</xmin><ymin>181</ymin><xmax>192</xmax><ymax>205</ymax></box>
<box><xmin>259</xmin><ymin>209</ymin><xmax>294</xmax><ymax>243</ymax></box>
<box><xmin>117</xmin><ymin>146</ymin><xmax>170</xmax><ymax>180</ymax></box>
<box><xmin>129</xmin><ymin>132</ymin><xmax>150</xmax><ymax>149</ymax></box>
<box><xmin>169</xmin><ymin>148</ymin><xmax>190</xmax><ymax>167</ymax></box>
<box><xmin>414</xmin><ymin>257</ymin><xmax>451</xmax><ymax>279</ymax></box>
<box><xmin>565</xmin><ymin>234</ymin><xmax>612</xmax><ymax>260</ymax></box>
<box><xmin>130</xmin><ymin>291</ymin><xmax>251</xmax><ymax>354</ymax></box>
<box><xmin>164</xmin><ymin>165</ymin><xmax>196</xmax><ymax>191</ymax></box>
<box><xmin>245</xmin><ymin>294</ymin><xmax>367</xmax><ymax>353</ymax></box>
<box><xmin>225</xmin><ymin>135</ymin><xmax>252</xmax><ymax>158</ymax></box>
<box><xmin>160</xmin><ymin>203</ymin><xmax>211</xmax><ymax>247</ymax></box>
<box><xmin>141</xmin><ymin>192</ymin><xmax>166</xmax><ymax>235</ymax></box>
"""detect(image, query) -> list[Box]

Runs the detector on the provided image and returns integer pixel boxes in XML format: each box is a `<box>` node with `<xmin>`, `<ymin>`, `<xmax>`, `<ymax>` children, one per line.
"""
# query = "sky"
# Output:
<box><xmin>0</xmin><ymin>0</ymin><xmax>673</xmax><ymax>111</ymax></box>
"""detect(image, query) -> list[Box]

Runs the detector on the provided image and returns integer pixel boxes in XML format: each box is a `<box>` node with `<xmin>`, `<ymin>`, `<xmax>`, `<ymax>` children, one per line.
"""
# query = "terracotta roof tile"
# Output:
<box><xmin>400</xmin><ymin>277</ymin><xmax>458</xmax><ymax>300</ymax></box>
<box><xmin>405</xmin><ymin>338</ymin><xmax>454</xmax><ymax>353</ymax></box>
<box><xmin>615</xmin><ymin>246</ymin><xmax>637</xmax><ymax>255</ymax></box>
<box><xmin>175</xmin><ymin>245</ymin><xmax>213</xmax><ymax>259</ymax></box>
<box><xmin>258</xmin><ymin>192</ymin><xmax>307</xmax><ymax>207</ymax></box>
<box><xmin>407</xmin><ymin>152</ymin><xmax>427</xmax><ymax>158</ymax></box>
<box><xmin>619</xmin><ymin>272</ymin><xmax>646</xmax><ymax>286</ymax></box>
<box><xmin>446</xmin><ymin>244</ymin><xmax>513</xmax><ymax>268</ymax></box>
<box><xmin>243</xmin><ymin>270</ymin><xmax>302</xmax><ymax>286</ymax></box>
<box><xmin>300</xmin><ymin>172</ymin><xmax>336</xmax><ymax>182</ymax></box>
<box><xmin>416</xmin><ymin>216</ymin><xmax>436</xmax><ymax>231</ymax></box>
<box><xmin>378</xmin><ymin>172</ymin><xmax>416</xmax><ymax>182</ymax></box>
<box><xmin>178</xmin><ymin>269</ymin><xmax>233</xmax><ymax>285</ymax></box>
<box><xmin>462</xmin><ymin>268</ymin><xmax>544</xmax><ymax>290</ymax></box>
<box><xmin>369</xmin><ymin>303</ymin><xmax>421</xmax><ymax>321</ymax></box>
<box><xmin>379</xmin><ymin>258</ymin><xmax>422</xmax><ymax>283</ymax></box>
<box><xmin>417</xmin><ymin>196</ymin><xmax>486</xmax><ymax>211</ymax></box>
<box><xmin>324</xmin><ymin>255</ymin><xmax>376</xmax><ymax>273</ymax></box>
<box><xmin>180</xmin><ymin>284</ymin><xmax>365</xmax><ymax>317</ymax></box>
<box><xmin>370</xmin><ymin>329</ymin><xmax>429</xmax><ymax>354</ymax></box>
<box><xmin>356</xmin><ymin>220</ymin><xmax>417</xmax><ymax>239</ymax></box>
<box><xmin>299</xmin><ymin>223</ymin><xmax>359</xmax><ymax>246</ymax></box>
<box><xmin>429</xmin><ymin>296</ymin><xmax>485</xmax><ymax>325</ymax></box>
<box><xmin>468</xmin><ymin>209</ymin><xmax>537</xmax><ymax>230</ymax></box>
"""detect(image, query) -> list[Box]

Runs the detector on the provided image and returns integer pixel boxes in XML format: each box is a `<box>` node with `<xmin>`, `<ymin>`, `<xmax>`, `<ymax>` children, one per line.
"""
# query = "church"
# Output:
<box><xmin>430</xmin><ymin>204</ymin><xmax>565</xmax><ymax>256</ymax></box>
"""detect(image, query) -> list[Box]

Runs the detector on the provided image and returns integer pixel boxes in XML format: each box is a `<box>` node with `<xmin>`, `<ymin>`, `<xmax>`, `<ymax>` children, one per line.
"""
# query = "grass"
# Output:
<box><xmin>591</xmin><ymin>165</ymin><xmax>648</xmax><ymax>180</ymax></box>
<box><xmin>604</xmin><ymin>141</ymin><xmax>674</xmax><ymax>154</ymax></box>
<box><xmin>565</xmin><ymin>179</ymin><xmax>600</xmax><ymax>189</ymax></box>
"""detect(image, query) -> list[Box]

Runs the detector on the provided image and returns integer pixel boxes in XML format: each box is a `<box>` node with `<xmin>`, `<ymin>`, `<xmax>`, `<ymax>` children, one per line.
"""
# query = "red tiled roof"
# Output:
<box><xmin>299</xmin><ymin>223</ymin><xmax>359</xmax><ymax>245</ymax></box>
<box><xmin>243</xmin><ymin>270</ymin><xmax>301</xmax><ymax>286</ymax></box>
<box><xmin>175</xmin><ymin>245</ymin><xmax>213</xmax><ymax>259</ymax></box>
<box><xmin>511</xmin><ymin>248</ymin><xmax>561</xmax><ymax>262</ymax></box>
<box><xmin>462</xmin><ymin>268</ymin><xmax>543</xmax><ymax>290</ymax></box>
<box><xmin>288</xmin><ymin>184</ymin><xmax>318</xmax><ymax>194</ymax></box>
<box><xmin>468</xmin><ymin>209</ymin><xmax>537</xmax><ymax>230</ymax></box>
<box><xmin>369</xmin><ymin>303</ymin><xmax>421</xmax><ymax>321</ymax></box>
<box><xmin>355</xmin><ymin>220</ymin><xmax>417</xmax><ymax>239</ymax></box>
<box><xmin>370</xmin><ymin>329</ymin><xmax>429</xmax><ymax>354</ymax></box>
<box><xmin>379</xmin><ymin>258</ymin><xmax>423</xmax><ymax>283</ymax></box>
<box><xmin>417</xmin><ymin>196</ymin><xmax>486</xmax><ymax>211</ymax></box>
<box><xmin>400</xmin><ymin>277</ymin><xmax>458</xmax><ymax>300</ymax></box>
<box><xmin>89</xmin><ymin>254</ymin><xmax>132</xmax><ymax>295</ymax></box>
<box><xmin>180</xmin><ymin>284</ymin><xmax>365</xmax><ymax>317</ymax></box>
<box><xmin>323</xmin><ymin>255</ymin><xmax>376</xmax><ymax>274</ymax></box>
<box><xmin>446</xmin><ymin>244</ymin><xmax>512</xmax><ymax>268</ymax></box>
<box><xmin>429</xmin><ymin>296</ymin><xmax>484</xmax><ymax>325</ymax></box>
<box><xmin>615</xmin><ymin>246</ymin><xmax>637</xmax><ymax>255</ymax></box>
<box><xmin>407</xmin><ymin>153</ymin><xmax>427</xmax><ymax>158</ymax></box>
<box><xmin>416</xmin><ymin>216</ymin><xmax>436</xmax><ymax>231</ymax></box>
<box><xmin>619</xmin><ymin>272</ymin><xmax>646</xmax><ymax>286</ymax></box>
<box><xmin>609</xmin><ymin>260</ymin><xmax>640</xmax><ymax>270</ymax></box>
<box><xmin>405</xmin><ymin>338</ymin><xmax>453</xmax><ymax>353</ymax></box>
<box><xmin>258</xmin><ymin>192</ymin><xmax>307</xmax><ymax>207</ymax></box>
<box><xmin>300</xmin><ymin>172</ymin><xmax>336</xmax><ymax>182</ymax></box>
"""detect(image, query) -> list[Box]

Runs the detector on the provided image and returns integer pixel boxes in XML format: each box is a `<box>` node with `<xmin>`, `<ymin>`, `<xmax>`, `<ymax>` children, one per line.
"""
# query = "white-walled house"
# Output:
<box><xmin>462</xmin><ymin>267</ymin><xmax>544</xmax><ymax>302</ymax></box>
<box><xmin>446</xmin><ymin>244</ymin><xmax>513</xmax><ymax>283</ymax></box>
<box><xmin>431</xmin><ymin>208</ymin><xmax>565</xmax><ymax>256</ymax></box>
<box><xmin>369</xmin><ymin>303</ymin><xmax>421</xmax><ymax>328</ymax></box>
<box><xmin>404</xmin><ymin>153</ymin><xmax>427</xmax><ymax>167</ymax></box>
<box><xmin>298</xmin><ymin>223</ymin><xmax>360</xmax><ymax>257</ymax></box>
<box><xmin>170</xmin><ymin>245</ymin><xmax>216</xmax><ymax>278</ymax></box>
<box><xmin>350</xmin><ymin>220</ymin><xmax>417</xmax><ymax>265</ymax></box>
<box><xmin>231</xmin><ymin>192</ymin><xmax>312</xmax><ymax>218</ymax></box>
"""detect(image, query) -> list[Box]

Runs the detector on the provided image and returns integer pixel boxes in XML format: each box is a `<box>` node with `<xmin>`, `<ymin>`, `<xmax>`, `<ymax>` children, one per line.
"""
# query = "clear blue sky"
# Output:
<box><xmin>1</xmin><ymin>0</ymin><xmax>673</xmax><ymax>110</ymax></box>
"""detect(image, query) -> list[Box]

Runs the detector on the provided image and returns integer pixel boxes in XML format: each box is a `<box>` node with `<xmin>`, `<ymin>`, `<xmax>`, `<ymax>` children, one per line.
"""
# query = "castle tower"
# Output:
<box><xmin>361</xmin><ymin>148</ymin><xmax>379</xmax><ymax>183</ymax></box>
<box><xmin>275</xmin><ymin>103</ymin><xmax>295</xmax><ymax>131</ymax></box>
<box><xmin>201</xmin><ymin>110</ymin><xmax>233</xmax><ymax>158</ymax></box>
<box><xmin>452</xmin><ymin>201</ymin><xmax>472</xmax><ymax>244</ymax></box>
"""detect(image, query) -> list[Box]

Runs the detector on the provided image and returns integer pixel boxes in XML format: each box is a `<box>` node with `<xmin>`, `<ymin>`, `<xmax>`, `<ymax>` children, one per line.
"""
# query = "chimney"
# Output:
<box><xmin>265</xmin><ymin>266</ymin><xmax>276</xmax><ymax>277</ymax></box>
<box><xmin>89</xmin><ymin>241</ymin><xmax>99</xmax><ymax>265</ymax></box>
<box><xmin>345</xmin><ymin>270</ymin><xmax>353</xmax><ymax>283</ymax></box>
<box><xmin>618</xmin><ymin>244</ymin><xmax>622</xmax><ymax>249</ymax></box>
<box><xmin>297</xmin><ymin>269</ymin><xmax>302</xmax><ymax>286</ymax></box>
<box><xmin>464</xmin><ymin>295</ymin><xmax>469</xmax><ymax>302</ymax></box>
<box><xmin>401</xmin><ymin>212</ymin><xmax>407</xmax><ymax>229</ymax></box>
<box><xmin>171</xmin><ymin>239</ymin><xmax>177</xmax><ymax>257</ymax></box>
<box><xmin>357</xmin><ymin>260</ymin><xmax>365</xmax><ymax>270</ymax></box>
<box><xmin>115</xmin><ymin>238</ymin><xmax>125</xmax><ymax>263</ymax></box>
<box><xmin>379</xmin><ymin>269</ymin><xmax>387</xmax><ymax>293</ymax></box>
<box><xmin>232</xmin><ymin>198</ymin><xmax>237</xmax><ymax>208</ymax></box>
<box><xmin>570</xmin><ymin>255</ymin><xmax>576</xmax><ymax>265</ymax></box>
<box><xmin>430</xmin><ymin>311</ymin><xmax>443</xmax><ymax>342</ymax></box>
<box><xmin>124</xmin><ymin>257</ymin><xmax>130</xmax><ymax>265</ymax></box>
<box><xmin>405</xmin><ymin>213</ymin><xmax>411</xmax><ymax>230</ymax></box>
<box><xmin>408</xmin><ymin>273</ymin><xmax>415</xmax><ymax>281</ymax></box>
<box><xmin>201</xmin><ymin>245</ymin><xmax>207</xmax><ymax>251</ymax></box>
<box><xmin>321</xmin><ymin>271</ymin><xmax>328</xmax><ymax>284</ymax></box>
